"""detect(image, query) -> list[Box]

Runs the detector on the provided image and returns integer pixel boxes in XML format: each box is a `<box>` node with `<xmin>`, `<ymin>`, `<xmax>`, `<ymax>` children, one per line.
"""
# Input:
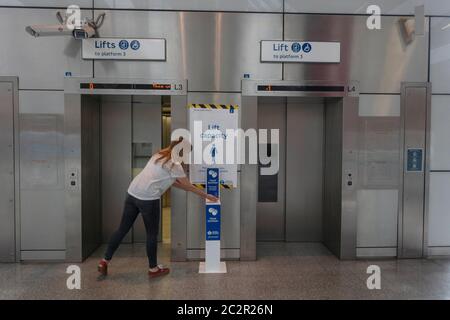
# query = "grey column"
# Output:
<box><xmin>399</xmin><ymin>83</ymin><xmax>431</xmax><ymax>258</ymax></box>
<box><xmin>240</xmin><ymin>96</ymin><xmax>258</xmax><ymax>260</ymax></box>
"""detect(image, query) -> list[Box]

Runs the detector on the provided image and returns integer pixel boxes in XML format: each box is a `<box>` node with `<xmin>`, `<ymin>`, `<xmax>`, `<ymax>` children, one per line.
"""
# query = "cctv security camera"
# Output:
<box><xmin>25</xmin><ymin>11</ymin><xmax>105</xmax><ymax>40</ymax></box>
<box><xmin>72</xmin><ymin>24</ymin><xmax>96</xmax><ymax>39</ymax></box>
<box><xmin>25</xmin><ymin>24</ymin><xmax>72</xmax><ymax>37</ymax></box>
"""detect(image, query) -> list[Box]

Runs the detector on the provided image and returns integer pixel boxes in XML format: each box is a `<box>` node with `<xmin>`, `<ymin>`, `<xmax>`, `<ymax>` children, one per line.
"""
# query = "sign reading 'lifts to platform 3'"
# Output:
<box><xmin>82</xmin><ymin>38</ymin><xmax>166</xmax><ymax>60</ymax></box>
<box><xmin>261</xmin><ymin>40</ymin><xmax>341</xmax><ymax>63</ymax></box>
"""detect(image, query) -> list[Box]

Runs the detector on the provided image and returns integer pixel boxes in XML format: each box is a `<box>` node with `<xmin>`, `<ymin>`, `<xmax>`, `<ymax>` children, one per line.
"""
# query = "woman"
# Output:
<box><xmin>98</xmin><ymin>137</ymin><xmax>218</xmax><ymax>278</ymax></box>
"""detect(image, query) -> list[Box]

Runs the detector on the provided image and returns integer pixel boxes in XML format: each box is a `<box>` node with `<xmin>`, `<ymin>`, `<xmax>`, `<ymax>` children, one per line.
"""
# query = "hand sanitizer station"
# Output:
<box><xmin>199</xmin><ymin>168</ymin><xmax>227</xmax><ymax>273</ymax></box>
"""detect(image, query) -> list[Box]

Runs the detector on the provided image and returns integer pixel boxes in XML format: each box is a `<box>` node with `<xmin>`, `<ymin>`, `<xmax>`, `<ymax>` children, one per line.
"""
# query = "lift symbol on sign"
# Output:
<box><xmin>302</xmin><ymin>43</ymin><xmax>312</xmax><ymax>53</ymax></box>
<box><xmin>291</xmin><ymin>42</ymin><xmax>302</xmax><ymax>53</ymax></box>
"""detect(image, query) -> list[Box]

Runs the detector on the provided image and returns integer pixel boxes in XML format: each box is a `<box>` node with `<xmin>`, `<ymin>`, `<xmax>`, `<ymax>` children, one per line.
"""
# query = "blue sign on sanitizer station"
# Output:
<box><xmin>206</xmin><ymin>204</ymin><xmax>221</xmax><ymax>241</ymax></box>
<box><xmin>206</xmin><ymin>168</ymin><xmax>220</xmax><ymax>198</ymax></box>
<box><xmin>199</xmin><ymin>168</ymin><xmax>227</xmax><ymax>273</ymax></box>
<box><xmin>206</xmin><ymin>168</ymin><xmax>220</xmax><ymax>241</ymax></box>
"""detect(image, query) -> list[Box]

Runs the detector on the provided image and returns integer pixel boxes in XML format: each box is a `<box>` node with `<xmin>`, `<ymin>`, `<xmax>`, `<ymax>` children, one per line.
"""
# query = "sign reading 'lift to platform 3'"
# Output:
<box><xmin>261</xmin><ymin>40</ymin><xmax>340</xmax><ymax>63</ymax></box>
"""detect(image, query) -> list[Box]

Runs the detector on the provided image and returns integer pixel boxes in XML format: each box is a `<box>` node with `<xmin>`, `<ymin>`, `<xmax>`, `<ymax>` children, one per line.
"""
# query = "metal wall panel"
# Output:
<box><xmin>4</xmin><ymin>0</ymin><xmax>450</xmax><ymax>15</ymax></box>
<box><xmin>95</xmin><ymin>0</ymin><xmax>283</xmax><ymax>11</ymax></box>
<box><xmin>340</xmin><ymin>96</ymin><xmax>360</xmax><ymax>259</ymax></box>
<box><xmin>428</xmin><ymin>172</ymin><xmax>450</xmax><ymax>247</ymax></box>
<box><xmin>285</xmin><ymin>0</ymin><xmax>449</xmax><ymax>15</ymax></box>
<box><xmin>19</xmin><ymin>90</ymin><xmax>65</xmax><ymax>114</ymax></box>
<box><xmin>132</xmin><ymin>96</ymin><xmax>162</xmax><ymax>243</ymax></box>
<box><xmin>358</xmin><ymin>95</ymin><xmax>400</xmax><ymax>117</ymax></box>
<box><xmin>357</xmin><ymin>104</ymin><xmax>401</xmax><ymax>189</ymax></box>
<box><xmin>357</xmin><ymin>247</ymin><xmax>397</xmax><ymax>257</ymax></box>
<box><xmin>357</xmin><ymin>189</ymin><xmax>398</xmax><ymax>247</ymax></box>
<box><xmin>93</xmin><ymin>10</ymin><xmax>282</xmax><ymax>92</ymax></box>
<box><xmin>20</xmin><ymin>250</ymin><xmax>65</xmax><ymax>261</ymax></box>
<box><xmin>286</xmin><ymin>97</ymin><xmax>324</xmax><ymax>242</ymax></box>
<box><xmin>64</xmin><ymin>93</ymin><xmax>82</xmax><ymax>262</ymax></box>
<box><xmin>0</xmin><ymin>82</ymin><xmax>15</xmax><ymax>262</ymax></box>
<box><xmin>19</xmin><ymin>91</ymin><xmax>66</xmax><ymax>256</ymax></box>
<box><xmin>430</xmin><ymin>18</ymin><xmax>450</xmax><ymax>94</ymax></box>
<box><xmin>170</xmin><ymin>95</ymin><xmax>188</xmax><ymax>261</ymax></box>
<box><xmin>356</xmin><ymin>95</ymin><xmax>401</xmax><ymax>253</ymax></box>
<box><xmin>283</xmin><ymin>14</ymin><xmax>428</xmax><ymax>93</ymax></box>
<box><xmin>256</xmin><ymin>97</ymin><xmax>286</xmax><ymax>241</ymax></box>
<box><xmin>399</xmin><ymin>84</ymin><xmax>429</xmax><ymax>258</ymax></box>
<box><xmin>1</xmin><ymin>1</ymin><xmax>92</xmax><ymax>7</ymax></box>
<box><xmin>0</xmin><ymin>8</ymin><xmax>93</xmax><ymax>90</ymax></box>
<box><xmin>240</xmin><ymin>95</ymin><xmax>258</xmax><ymax>260</ymax></box>
<box><xmin>430</xmin><ymin>96</ymin><xmax>450</xmax><ymax>170</ymax></box>
<box><xmin>101</xmin><ymin>95</ymin><xmax>132</xmax><ymax>243</ymax></box>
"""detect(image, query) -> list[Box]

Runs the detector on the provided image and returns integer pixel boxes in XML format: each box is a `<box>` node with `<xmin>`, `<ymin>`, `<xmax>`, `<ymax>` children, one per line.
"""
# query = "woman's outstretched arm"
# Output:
<box><xmin>172</xmin><ymin>177</ymin><xmax>219</xmax><ymax>202</ymax></box>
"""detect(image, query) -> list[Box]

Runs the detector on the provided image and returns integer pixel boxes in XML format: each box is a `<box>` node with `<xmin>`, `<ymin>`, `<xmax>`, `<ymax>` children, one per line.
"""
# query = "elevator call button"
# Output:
<box><xmin>407</xmin><ymin>148</ymin><xmax>423</xmax><ymax>172</ymax></box>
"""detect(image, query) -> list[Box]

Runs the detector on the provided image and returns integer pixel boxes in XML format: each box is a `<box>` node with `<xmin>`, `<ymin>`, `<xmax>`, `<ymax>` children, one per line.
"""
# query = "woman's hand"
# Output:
<box><xmin>173</xmin><ymin>177</ymin><xmax>220</xmax><ymax>203</ymax></box>
<box><xmin>206</xmin><ymin>194</ymin><xmax>219</xmax><ymax>203</ymax></box>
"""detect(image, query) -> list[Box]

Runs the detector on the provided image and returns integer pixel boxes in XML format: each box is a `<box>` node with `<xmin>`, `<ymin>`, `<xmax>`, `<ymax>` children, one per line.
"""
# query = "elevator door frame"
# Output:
<box><xmin>241</xmin><ymin>80</ymin><xmax>360</xmax><ymax>260</ymax></box>
<box><xmin>0</xmin><ymin>77</ymin><xmax>19</xmax><ymax>262</ymax></box>
<box><xmin>64</xmin><ymin>77</ymin><xmax>188</xmax><ymax>262</ymax></box>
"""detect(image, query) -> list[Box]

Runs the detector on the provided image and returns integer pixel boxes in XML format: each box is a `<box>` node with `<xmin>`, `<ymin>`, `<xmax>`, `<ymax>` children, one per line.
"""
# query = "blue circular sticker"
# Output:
<box><xmin>302</xmin><ymin>42</ymin><xmax>312</xmax><ymax>53</ymax></box>
<box><xmin>118</xmin><ymin>40</ymin><xmax>129</xmax><ymax>50</ymax></box>
<box><xmin>130</xmin><ymin>40</ymin><xmax>140</xmax><ymax>50</ymax></box>
<box><xmin>291</xmin><ymin>42</ymin><xmax>302</xmax><ymax>53</ymax></box>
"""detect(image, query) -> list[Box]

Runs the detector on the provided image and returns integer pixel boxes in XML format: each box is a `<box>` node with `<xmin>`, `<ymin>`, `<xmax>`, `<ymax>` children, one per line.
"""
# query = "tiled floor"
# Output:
<box><xmin>1</xmin><ymin>242</ymin><xmax>450</xmax><ymax>300</ymax></box>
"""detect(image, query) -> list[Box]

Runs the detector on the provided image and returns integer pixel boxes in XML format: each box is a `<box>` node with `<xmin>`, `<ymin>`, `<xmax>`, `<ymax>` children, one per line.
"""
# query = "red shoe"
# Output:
<box><xmin>98</xmin><ymin>259</ymin><xmax>108</xmax><ymax>276</ymax></box>
<box><xmin>148</xmin><ymin>265</ymin><xmax>170</xmax><ymax>278</ymax></box>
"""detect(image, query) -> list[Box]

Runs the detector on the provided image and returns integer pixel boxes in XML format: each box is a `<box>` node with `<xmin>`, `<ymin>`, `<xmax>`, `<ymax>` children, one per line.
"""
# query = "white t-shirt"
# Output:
<box><xmin>128</xmin><ymin>155</ymin><xmax>186</xmax><ymax>201</ymax></box>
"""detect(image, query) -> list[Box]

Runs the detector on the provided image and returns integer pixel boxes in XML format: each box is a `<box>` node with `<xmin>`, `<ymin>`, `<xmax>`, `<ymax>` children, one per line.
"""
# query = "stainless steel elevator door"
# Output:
<box><xmin>257</xmin><ymin>97</ymin><xmax>286</xmax><ymax>241</ymax></box>
<box><xmin>132</xmin><ymin>96</ymin><xmax>162</xmax><ymax>243</ymax></box>
<box><xmin>286</xmin><ymin>98</ymin><xmax>324</xmax><ymax>242</ymax></box>
<box><xmin>101</xmin><ymin>95</ymin><xmax>163</xmax><ymax>244</ymax></box>
<box><xmin>101</xmin><ymin>96</ymin><xmax>133</xmax><ymax>243</ymax></box>
<box><xmin>257</xmin><ymin>97</ymin><xmax>325</xmax><ymax>242</ymax></box>
<box><xmin>0</xmin><ymin>82</ymin><xmax>15</xmax><ymax>262</ymax></box>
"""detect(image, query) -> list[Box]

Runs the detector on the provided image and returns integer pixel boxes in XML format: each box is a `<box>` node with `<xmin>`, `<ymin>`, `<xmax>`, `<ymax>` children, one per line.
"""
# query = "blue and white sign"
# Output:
<box><xmin>189</xmin><ymin>105</ymin><xmax>238</xmax><ymax>187</ymax></box>
<box><xmin>82</xmin><ymin>38</ymin><xmax>166</xmax><ymax>60</ymax></box>
<box><xmin>407</xmin><ymin>148</ymin><xmax>423</xmax><ymax>172</ymax></box>
<box><xmin>261</xmin><ymin>40</ymin><xmax>340</xmax><ymax>63</ymax></box>
<box><xmin>206</xmin><ymin>204</ymin><xmax>221</xmax><ymax>241</ymax></box>
<box><xmin>207</xmin><ymin>168</ymin><xmax>220</xmax><ymax>198</ymax></box>
<box><xmin>200</xmin><ymin>168</ymin><xmax>226</xmax><ymax>273</ymax></box>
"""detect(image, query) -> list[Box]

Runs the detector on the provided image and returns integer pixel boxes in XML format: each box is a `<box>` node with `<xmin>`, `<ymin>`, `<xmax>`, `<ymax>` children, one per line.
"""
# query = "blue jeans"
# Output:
<box><xmin>104</xmin><ymin>194</ymin><xmax>160</xmax><ymax>268</ymax></box>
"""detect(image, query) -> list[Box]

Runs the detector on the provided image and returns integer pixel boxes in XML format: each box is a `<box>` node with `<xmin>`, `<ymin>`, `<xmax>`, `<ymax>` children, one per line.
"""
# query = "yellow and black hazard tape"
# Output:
<box><xmin>188</xmin><ymin>104</ymin><xmax>239</xmax><ymax>110</ymax></box>
<box><xmin>193</xmin><ymin>183</ymin><xmax>233</xmax><ymax>190</ymax></box>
